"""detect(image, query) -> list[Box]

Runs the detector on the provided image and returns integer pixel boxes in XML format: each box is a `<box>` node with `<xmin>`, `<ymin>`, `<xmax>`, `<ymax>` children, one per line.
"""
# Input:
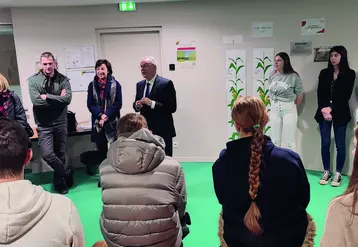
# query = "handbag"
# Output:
<box><xmin>67</xmin><ymin>111</ymin><xmax>78</xmax><ymax>132</ymax></box>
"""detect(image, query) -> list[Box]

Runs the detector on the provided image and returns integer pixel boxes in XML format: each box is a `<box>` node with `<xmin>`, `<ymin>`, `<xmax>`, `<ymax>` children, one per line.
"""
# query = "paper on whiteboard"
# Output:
<box><xmin>64</xmin><ymin>46</ymin><xmax>95</xmax><ymax>69</ymax></box>
<box><xmin>66</xmin><ymin>69</ymin><xmax>95</xmax><ymax>92</ymax></box>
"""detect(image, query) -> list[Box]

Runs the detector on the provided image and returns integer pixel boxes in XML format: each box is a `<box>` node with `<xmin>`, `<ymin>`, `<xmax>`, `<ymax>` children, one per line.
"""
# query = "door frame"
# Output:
<box><xmin>95</xmin><ymin>27</ymin><xmax>163</xmax><ymax>74</ymax></box>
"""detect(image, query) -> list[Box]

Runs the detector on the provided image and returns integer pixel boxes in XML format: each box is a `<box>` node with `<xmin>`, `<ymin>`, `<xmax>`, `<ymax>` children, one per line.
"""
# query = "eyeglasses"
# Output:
<box><xmin>139</xmin><ymin>64</ymin><xmax>150</xmax><ymax>69</ymax></box>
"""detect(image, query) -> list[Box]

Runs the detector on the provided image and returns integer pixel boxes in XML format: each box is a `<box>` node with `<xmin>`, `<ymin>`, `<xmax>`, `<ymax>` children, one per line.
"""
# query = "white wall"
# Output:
<box><xmin>11</xmin><ymin>0</ymin><xmax>358</xmax><ymax>173</ymax></box>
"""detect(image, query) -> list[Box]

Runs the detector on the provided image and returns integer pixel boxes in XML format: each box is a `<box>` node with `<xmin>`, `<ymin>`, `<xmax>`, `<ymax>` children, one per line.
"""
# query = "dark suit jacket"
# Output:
<box><xmin>133</xmin><ymin>75</ymin><xmax>176</xmax><ymax>138</ymax></box>
<box><xmin>314</xmin><ymin>68</ymin><xmax>356</xmax><ymax>124</ymax></box>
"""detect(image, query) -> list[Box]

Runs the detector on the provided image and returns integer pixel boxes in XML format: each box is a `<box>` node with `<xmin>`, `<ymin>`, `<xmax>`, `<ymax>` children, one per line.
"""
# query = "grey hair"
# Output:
<box><xmin>141</xmin><ymin>56</ymin><xmax>157</xmax><ymax>66</ymax></box>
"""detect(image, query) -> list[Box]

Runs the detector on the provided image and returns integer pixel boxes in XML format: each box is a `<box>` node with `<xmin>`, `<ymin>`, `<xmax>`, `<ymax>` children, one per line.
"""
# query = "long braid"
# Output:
<box><xmin>244</xmin><ymin>126</ymin><xmax>264</xmax><ymax>235</ymax></box>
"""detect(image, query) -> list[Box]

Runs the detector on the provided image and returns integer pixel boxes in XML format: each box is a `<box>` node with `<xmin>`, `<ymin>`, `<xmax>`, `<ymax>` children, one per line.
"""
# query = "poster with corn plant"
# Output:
<box><xmin>226</xmin><ymin>49</ymin><xmax>246</xmax><ymax>140</ymax></box>
<box><xmin>253</xmin><ymin>48</ymin><xmax>274</xmax><ymax>136</ymax></box>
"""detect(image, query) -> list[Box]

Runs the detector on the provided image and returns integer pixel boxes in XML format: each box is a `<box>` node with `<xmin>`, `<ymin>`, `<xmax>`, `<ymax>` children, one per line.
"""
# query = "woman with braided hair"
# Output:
<box><xmin>213</xmin><ymin>96</ymin><xmax>313</xmax><ymax>247</ymax></box>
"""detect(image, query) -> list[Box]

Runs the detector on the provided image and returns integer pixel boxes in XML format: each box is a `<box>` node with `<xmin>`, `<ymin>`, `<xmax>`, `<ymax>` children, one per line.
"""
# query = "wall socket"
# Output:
<box><xmin>173</xmin><ymin>141</ymin><xmax>179</xmax><ymax>148</ymax></box>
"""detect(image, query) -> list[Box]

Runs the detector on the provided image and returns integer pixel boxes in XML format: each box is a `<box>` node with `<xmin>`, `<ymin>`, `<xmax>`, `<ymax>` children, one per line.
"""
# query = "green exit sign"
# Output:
<box><xmin>119</xmin><ymin>2</ymin><xmax>136</xmax><ymax>12</ymax></box>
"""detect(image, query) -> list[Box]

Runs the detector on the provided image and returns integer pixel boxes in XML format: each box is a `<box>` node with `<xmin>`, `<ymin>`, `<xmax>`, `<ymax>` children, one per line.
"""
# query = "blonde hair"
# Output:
<box><xmin>0</xmin><ymin>74</ymin><xmax>9</xmax><ymax>92</ymax></box>
<box><xmin>231</xmin><ymin>96</ymin><xmax>268</xmax><ymax>235</ymax></box>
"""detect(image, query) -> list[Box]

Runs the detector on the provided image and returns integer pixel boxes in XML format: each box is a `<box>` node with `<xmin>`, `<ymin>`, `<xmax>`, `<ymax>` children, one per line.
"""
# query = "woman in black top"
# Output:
<box><xmin>314</xmin><ymin>46</ymin><xmax>356</xmax><ymax>187</ymax></box>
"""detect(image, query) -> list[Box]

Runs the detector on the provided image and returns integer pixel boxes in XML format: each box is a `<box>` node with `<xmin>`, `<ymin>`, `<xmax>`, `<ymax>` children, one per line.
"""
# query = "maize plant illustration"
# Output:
<box><xmin>227</xmin><ymin>56</ymin><xmax>245</xmax><ymax>141</ymax></box>
<box><xmin>255</xmin><ymin>55</ymin><xmax>272</xmax><ymax>134</ymax></box>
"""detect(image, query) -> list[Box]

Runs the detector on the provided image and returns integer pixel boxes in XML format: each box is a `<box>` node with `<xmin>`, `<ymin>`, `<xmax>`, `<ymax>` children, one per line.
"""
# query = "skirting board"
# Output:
<box><xmin>174</xmin><ymin>157</ymin><xmax>217</xmax><ymax>163</ymax></box>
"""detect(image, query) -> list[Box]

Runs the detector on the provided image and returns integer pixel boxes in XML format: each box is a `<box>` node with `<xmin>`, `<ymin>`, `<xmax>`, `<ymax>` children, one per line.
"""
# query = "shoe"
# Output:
<box><xmin>64</xmin><ymin>167</ymin><xmax>74</xmax><ymax>188</ymax></box>
<box><xmin>54</xmin><ymin>182</ymin><xmax>68</xmax><ymax>194</ymax></box>
<box><xmin>331</xmin><ymin>172</ymin><xmax>342</xmax><ymax>187</ymax></box>
<box><xmin>319</xmin><ymin>171</ymin><xmax>331</xmax><ymax>185</ymax></box>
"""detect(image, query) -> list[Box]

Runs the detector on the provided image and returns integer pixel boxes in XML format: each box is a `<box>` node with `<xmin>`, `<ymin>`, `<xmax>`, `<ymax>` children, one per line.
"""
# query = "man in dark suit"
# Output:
<box><xmin>133</xmin><ymin>56</ymin><xmax>177</xmax><ymax>156</ymax></box>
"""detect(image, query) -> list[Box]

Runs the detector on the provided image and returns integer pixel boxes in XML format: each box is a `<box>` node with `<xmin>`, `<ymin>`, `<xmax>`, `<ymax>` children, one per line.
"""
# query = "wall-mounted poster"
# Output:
<box><xmin>314</xmin><ymin>46</ymin><xmax>332</xmax><ymax>62</ymax></box>
<box><xmin>290</xmin><ymin>41</ymin><xmax>312</xmax><ymax>56</ymax></box>
<box><xmin>176</xmin><ymin>40</ymin><xmax>196</xmax><ymax>68</ymax></box>
<box><xmin>301</xmin><ymin>18</ymin><xmax>325</xmax><ymax>35</ymax></box>
<box><xmin>252</xmin><ymin>21</ymin><xmax>273</xmax><ymax>38</ymax></box>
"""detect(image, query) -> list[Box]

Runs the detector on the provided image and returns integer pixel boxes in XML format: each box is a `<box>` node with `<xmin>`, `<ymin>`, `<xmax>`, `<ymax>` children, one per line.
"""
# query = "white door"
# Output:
<box><xmin>100</xmin><ymin>30</ymin><xmax>162</xmax><ymax>116</ymax></box>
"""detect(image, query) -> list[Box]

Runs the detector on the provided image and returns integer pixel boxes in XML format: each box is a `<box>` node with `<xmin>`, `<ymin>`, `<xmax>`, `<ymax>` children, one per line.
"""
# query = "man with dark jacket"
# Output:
<box><xmin>133</xmin><ymin>56</ymin><xmax>177</xmax><ymax>156</ymax></box>
<box><xmin>28</xmin><ymin>52</ymin><xmax>73</xmax><ymax>194</ymax></box>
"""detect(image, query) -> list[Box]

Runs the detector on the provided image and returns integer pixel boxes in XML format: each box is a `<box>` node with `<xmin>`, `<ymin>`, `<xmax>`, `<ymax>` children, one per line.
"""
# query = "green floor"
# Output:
<box><xmin>25</xmin><ymin>163</ymin><xmax>347</xmax><ymax>247</ymax></box>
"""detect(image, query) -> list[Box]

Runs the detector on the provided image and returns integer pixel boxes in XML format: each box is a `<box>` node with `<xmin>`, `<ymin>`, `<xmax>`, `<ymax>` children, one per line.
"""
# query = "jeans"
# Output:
<box><xmin>269</xmin><ymin>101</ymin><xmax>298</xmax><ymax>151</ymax></box>
<box><xmin>319</xmin><ymin>120</ymin><xmax>347</xmax><ymax>173</ymax></box>
<box><xmin>37</xmin><ymin>124</ymin><xmax>68</xmax><ymax>185</ymax></box>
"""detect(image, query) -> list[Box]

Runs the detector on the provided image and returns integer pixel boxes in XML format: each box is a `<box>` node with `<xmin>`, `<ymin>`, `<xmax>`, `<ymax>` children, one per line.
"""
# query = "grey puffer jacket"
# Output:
<box><xmin>99</xmin><ymin>128</ymin><xmax>186</xmax><ymax>247</ymax></box>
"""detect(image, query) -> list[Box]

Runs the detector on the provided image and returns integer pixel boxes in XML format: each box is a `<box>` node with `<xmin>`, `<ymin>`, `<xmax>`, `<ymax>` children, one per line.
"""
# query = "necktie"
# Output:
<box><xmin>145</xmin><ymin>83</ymin><xmax>150</xmax><ymax>97</ymax></box>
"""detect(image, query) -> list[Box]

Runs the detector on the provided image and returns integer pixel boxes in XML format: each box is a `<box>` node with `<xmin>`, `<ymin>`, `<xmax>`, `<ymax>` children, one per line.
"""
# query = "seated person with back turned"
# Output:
<box><xmin>213</xmin><ymin>96</ymin><xmax>314</xmax><ymax>247</ymax></box>
<box><xmin>0</xmin><ymin>118</ymin><xmax>85</xmax><ymax>247</ymax></box>
<box><xmin>97</xmin><ymin>113</ymin><xmax>187</xmax><ymax>247</ymax></box>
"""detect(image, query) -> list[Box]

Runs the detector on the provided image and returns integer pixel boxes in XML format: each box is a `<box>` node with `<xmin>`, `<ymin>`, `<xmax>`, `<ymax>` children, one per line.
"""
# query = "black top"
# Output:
<box><xmin>314</xmin><ymin>68</ymin><xmax>356</xmax><ymax>124</ymax></box>
<box><xmin>213</xmin><ymin>136</ymin><xmax>310</xmax><ymax>247</ymax></box>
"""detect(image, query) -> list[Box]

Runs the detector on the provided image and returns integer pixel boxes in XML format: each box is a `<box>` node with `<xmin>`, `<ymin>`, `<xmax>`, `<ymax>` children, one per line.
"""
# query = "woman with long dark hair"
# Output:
<box><xmin>321</xmin><ymin>126</ymin><xmax>358</xmax><ymax>246</ymax></box>
<box><xmin>213</xmin><ymin>96</ymin><xmax>313</xmax><ymax>247</ymax></box>
<box><xmin>268</xmin><ymin>52</ymin><xmax>304</xmax><ymax>152</ymax></box>
<box><xmin>314</xmin><ymin>46</ymin><xmax>355</xmax><ymax>187</ymax></box>
<box><xmin>87</xmin><ymin>59</ymin><xmax>122</xmax><ymax>162</ymax></box>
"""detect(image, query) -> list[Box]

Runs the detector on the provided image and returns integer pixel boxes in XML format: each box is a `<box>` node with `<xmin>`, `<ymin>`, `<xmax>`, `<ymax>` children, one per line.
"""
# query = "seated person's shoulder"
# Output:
<box><xmin>156</xmin><ymin>156</ymin><xmax>183</xmax><ymax>175</ymax></box>
<box><xmin>270</xmin><ymin>146</ymin><xmax>303</xmax><ymax>169</ymax></box>
<box><xmin>48</xmin><ymin>192</ymin><xmax>77</xmax><ymax>215</ymax></box>
<box><xmin>326</xmin><ymin>193</ymin><xmax>356</xmax><ymax>223</ymax></box>
<box><xmin>329</xmin><ymin>193</ymin><xmax>354</xmax><ymax>210</ymax></box>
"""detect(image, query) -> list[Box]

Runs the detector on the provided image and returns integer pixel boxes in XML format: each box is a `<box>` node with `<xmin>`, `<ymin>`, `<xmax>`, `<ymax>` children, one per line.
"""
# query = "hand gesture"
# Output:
<box><xmin>61</xmin><ymin>89</ymin><xmax>66</xmax><ymax>96</ymax></box>
<box><xmin>40</xmin><ymin>94</ymin><xmax>47</xmax><ymax>100</ymax></box>
<box><xmin>101</xmin><ymin>114</ymin><xmax>108</xmax><ymax>121</ymax></box>
<box><xmin>135</xmin><ymin>100</ymin><xmax>143</xmax><ymax>109</ymax></box>
<box><xmin>141</xmin><ymin>97</ymin><xmax>152</xmax><ymax>106</ymax></box>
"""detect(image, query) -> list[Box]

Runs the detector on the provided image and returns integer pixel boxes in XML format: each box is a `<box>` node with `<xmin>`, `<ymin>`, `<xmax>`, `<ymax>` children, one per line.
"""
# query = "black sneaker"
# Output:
<box><xmin>331</xmin><ymin>172</ymin><xmax>342</xmax><ymax>187</ymax></box>
<box><xmin>64</xmin><ymin>166</ymin><xmax>74</xmax><ymax>188</ymax></box>
<box><xmin>319</xmin><ymin>171</ymin><xmax>331</xmax><ymax>185</ymax></box>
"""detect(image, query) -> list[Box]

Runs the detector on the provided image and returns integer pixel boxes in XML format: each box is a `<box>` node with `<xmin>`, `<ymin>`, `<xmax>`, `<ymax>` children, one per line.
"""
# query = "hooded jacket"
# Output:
<box><xmin>0</xmin><ymin>180</ymin><xmax>85</xmax><ymax>247</ymax></box>
<box><xmin>99</xmin><ymin>128</ymin><xmax>186</xmax><ymax>247</ymax></box>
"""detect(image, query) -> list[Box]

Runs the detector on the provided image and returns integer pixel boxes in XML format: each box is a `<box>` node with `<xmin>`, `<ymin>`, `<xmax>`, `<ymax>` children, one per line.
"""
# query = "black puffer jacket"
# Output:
<box><xmin>5</xmin><ymin>91</ymin><xmax>32</xmax><ymax>136</ymax></box>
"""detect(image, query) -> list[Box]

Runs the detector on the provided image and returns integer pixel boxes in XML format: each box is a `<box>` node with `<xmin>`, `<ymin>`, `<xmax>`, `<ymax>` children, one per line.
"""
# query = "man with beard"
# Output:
<box><xmin>28</xmin><ymin>52</ymin><xmax>73</xmax><ymax>194</ymax></box>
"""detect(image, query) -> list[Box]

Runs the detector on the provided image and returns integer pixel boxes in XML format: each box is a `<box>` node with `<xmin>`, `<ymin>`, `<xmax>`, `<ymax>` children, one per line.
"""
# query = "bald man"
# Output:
<box><xmin>133</xmin><ymin>56</ymin><xmax>177</xmax><ymax>156</ymax></box>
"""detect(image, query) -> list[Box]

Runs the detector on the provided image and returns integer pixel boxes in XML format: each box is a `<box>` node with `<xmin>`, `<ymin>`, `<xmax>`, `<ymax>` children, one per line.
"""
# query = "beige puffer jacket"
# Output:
<box><xmin>99</xmin><ymin>129</ymin><xmax>186</xmax><ymax>247</ymax></box>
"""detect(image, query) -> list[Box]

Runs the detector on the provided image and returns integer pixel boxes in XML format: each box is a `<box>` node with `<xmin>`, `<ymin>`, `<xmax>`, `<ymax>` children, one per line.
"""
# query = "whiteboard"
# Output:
<box><xmin>66</xmin><ymin>69</ymin><xmax>95</xmax><ymax>92</ymax></box>
<box><xmin>64</xmin><ymin>46</ymin><xmax>95</xmax><ymax>69</ymax></box>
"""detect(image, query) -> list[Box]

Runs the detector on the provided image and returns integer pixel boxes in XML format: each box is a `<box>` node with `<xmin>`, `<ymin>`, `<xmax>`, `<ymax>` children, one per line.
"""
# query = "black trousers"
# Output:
<box><xmin>96</xmin><ymin>140</ymin><xmax>108</xmax><ymax>164</ymax></box>
<box><xmin>163</xmin><ymin>136</ymin><xmax>173</xmax><ymax>156</ymax></box>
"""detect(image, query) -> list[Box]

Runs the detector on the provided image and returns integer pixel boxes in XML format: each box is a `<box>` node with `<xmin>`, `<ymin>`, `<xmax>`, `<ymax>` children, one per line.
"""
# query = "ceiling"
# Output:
<box><xmin>0</xmin><ymin>0</ymin><xmax>186</xmax><ymax>7</ymax></box>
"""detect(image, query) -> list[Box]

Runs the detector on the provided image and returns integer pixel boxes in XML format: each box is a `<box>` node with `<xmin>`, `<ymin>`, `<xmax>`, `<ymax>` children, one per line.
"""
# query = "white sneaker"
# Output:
<box><xmin>331</xmin><ymin>172</ymin><xmax>342</xmax><ymax>187</ymax></box>
<box><xmin>319</xmin><ymin>171</ymin><xmax>331</xmax><ymax>185</ymax></box>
